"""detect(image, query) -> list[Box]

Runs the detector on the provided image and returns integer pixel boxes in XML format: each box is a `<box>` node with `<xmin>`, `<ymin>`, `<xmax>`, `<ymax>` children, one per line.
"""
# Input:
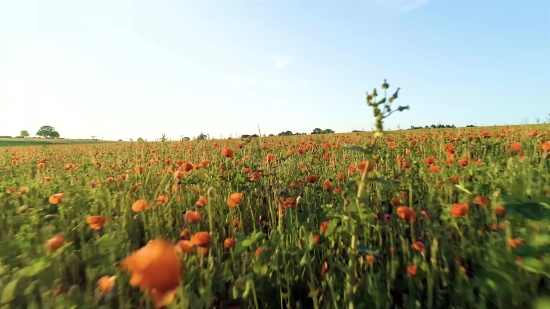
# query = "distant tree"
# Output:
<box><xmin>20</xmin><ymin>130</ymin><xmax>30</xmax><ymax>138</ymax></box>
<box><xmin>408</xmin><ymin>124</ymin><xmax>459</xmax><ymax>130</ymax></box>
<box><xmin>311</xmin><ymin>128</ymin><xmax>334</xmax><ymax>135</ymax></box>
<box><xmin>49</xmin><ymin>131</ymin><xmax>60</xmax><ymax>139</ymax></box>
<box><xmin>196</xmin><ymin>133</ymin><xmax>209</xmax><ymax>140</ymax></box>
<box><xmin>137</xmin><ymin>137</ymin><xmax>146</xmax><ymax>142</ymax></box>
<box><xmin>278</xmin><ymin>131</ymin><xmax>294</xmax><ymax>136</ymax></box>
<box><xmin>182</xmin><ymin>137</ymin><xmax>190</xmax><ymax>141</ymax></box>
<box><xmin>36</xmin><ymin>125</ymin><xmax>56</xmax><ymax>138</ymax></box>
<box><xmin>311</xmin><ymin>128</ymin><xmax>323</xmax><ymax>135</ymax></box>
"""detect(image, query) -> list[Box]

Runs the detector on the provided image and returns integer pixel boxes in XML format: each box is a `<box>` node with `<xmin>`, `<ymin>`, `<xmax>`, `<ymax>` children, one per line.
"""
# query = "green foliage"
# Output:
<box><xmin>36</xmin><ymin>125</ymin><xmax>60</xmax><ymax>138</ymax></box>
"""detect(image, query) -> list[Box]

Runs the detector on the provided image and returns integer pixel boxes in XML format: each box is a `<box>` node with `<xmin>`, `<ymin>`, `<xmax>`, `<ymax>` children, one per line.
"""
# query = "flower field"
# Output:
<box><xmin>1</xmin><ymin>126</ymin><xmax>549</xmax><ymax>309</ymax></box>
<box><xmin>1</xmin><ymin>81</ymin><xmax>550</xmax><ymax>309</ymax></box>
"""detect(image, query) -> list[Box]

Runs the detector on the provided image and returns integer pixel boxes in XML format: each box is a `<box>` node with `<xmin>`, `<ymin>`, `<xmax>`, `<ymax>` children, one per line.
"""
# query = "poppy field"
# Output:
<box><xmin>1</xmin><ymin>84</ymin><xmax>550</xmax><ymax>309</ymax></box>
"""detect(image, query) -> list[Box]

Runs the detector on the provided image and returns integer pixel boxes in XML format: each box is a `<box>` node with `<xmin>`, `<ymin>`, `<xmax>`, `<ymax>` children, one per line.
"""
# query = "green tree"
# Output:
<box><xmin>20</xmin><ymin>130</ymin><xmax>30</xmax><ymax>138</ymax></box>
<box><xmin>49</xmin><ymin>131</ymin><xmax>60</xmax><ymax>138</ymax></box>
<box><xmin>195</xmin><ymin>133</ymin><xmax>209</xmax><ymax>140</ymax></box>
<box><xmin>311</xmin><ymin>128</ymin><xmax>323</xmax><ymax>134</ymax></box>
<box><xmin>36</xmin><ymin>126</ymin><xmax>56</xmax><ymax>138</ymax></box>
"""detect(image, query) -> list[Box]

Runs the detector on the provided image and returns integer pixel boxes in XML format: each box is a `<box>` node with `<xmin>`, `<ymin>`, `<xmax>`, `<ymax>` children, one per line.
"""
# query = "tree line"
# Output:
<box><xmin>0</xmin><ymin>126</ymin><xmax>61</xmax><ymax>139</ymax></box>
<box><xmin>407</xmin><ymin>124</ymin><xmax>475</xmax><ymax>130</ymax></box>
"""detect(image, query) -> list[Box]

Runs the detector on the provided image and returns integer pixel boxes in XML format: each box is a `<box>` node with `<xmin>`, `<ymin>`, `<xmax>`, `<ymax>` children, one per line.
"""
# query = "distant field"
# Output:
<box><xmin>383</xmin><ymin>123</ymin><xmax>548</xmax><ymax>134</ymax></box>
<box><xmin>0</xmin><ymin>124</ymin><xmax>547</xmax><ymax>147</ymax></box>
<box><xmin>0</xmin><ymin>138</ymin><xmax>110</xmax><ymax>147</ymax></box>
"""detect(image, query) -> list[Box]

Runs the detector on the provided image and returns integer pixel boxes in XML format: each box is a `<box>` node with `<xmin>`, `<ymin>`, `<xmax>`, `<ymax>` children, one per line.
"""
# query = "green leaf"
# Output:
<box><xmin>252</xmin><ymin>264</ymin><xmax>269</xmax><ymax>276</ymax></box>
<box><xmin>0</xmin><ymin>265</ymin><xmax>9</xmax><ymax>276</ymax></box>
<box><xmin>520</xmin><ymin>257</ymin><xmax>550</xmax><ymax>277</ymax></box>
<box><xmin>250</xmin><ymin>231</ymin><xmax>265</xmax><ymax>243</ymax></box>
<box><xmin>454</xmin><ymin>184</ymin><xmax>472</xmax><ymax>194</ymax></box>
<box><xmin>240</xmin><ymin>239</ymin><xmax>252</xmax><ymax>248</ymax></box>
<box><xmin>1</xmin><ymin>279</ymin><xmax>20</xmax><ymax>304</ymax></box>
<box><xmin>531</xmin><ymin>234</ymin><xmax>550</xmax><ymax>248</ymax></box>
<box><xmin>504</xmin><ymin>201</ymin><xmax>550</xmax><ymax>221</ymax></box>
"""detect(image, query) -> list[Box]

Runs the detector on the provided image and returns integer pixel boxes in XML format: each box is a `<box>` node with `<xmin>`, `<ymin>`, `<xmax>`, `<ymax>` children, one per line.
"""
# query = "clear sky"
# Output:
<box><xmin>0</xmin><ymin>0</ymin><xmax>548</xmax><ymax>141</ymax></box>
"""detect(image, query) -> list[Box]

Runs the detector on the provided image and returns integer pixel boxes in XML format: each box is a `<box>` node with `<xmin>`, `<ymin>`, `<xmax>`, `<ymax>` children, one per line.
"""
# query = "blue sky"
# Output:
<box><xmin>0</xmin><ymin>0</ymin><xmax>548</xmax><ymax>141</ymax></box>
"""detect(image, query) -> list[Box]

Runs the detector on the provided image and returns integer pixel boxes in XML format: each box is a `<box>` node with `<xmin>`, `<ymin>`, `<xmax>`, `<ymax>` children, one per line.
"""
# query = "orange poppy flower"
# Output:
<box><xmin>121</xmin><ymin>239</ymin><xmax>182</xmax><ymax>308</ymax></box>
<box><xmin>366</xmin><ymin>255</ymin><xmax>374</xmax><ymax>265</ymax></box>
<box><xmin>49</xmin><ymin>193</ymin><xmax>63</xmax><ymax>205</ymax></box>
<box><xmin>412</xmin><ymin>240</ymin><xmax>425</xmax><ymax>252</ymax></box>
<box><xmin>312</xmin><ymin>234</ymin><xmax>321</xmax><ymax>245</ymax></box>
<box><xmin>265</xmin><ymin>153</ymin><xmax>276</xmax><ymax>163</ymax></box>
<box><xmin>357</xmin><ymin>161</ymin><xmax>374</xmax><ymax>174</ymax></box>
<box><xmin>320</xmin><ymin>221</ymin><xmax>330</xmax><ymax>233</ymax></box>
<box><xmin>156</xmin><ymin>196</ymin><xmax>169</xmax><ymax>204</ymax></box>
<box><xmin>175</xmin><ymin>240</ymin><xmax>194</xmax><ymax>254</ymax></box>
<box><xmin>221</xmin><ymin>148</ymin><xmax>234</xmax><ymax>158</ymax></box>
<box><xmin>510</xmin><ymin>142</ymin><xmax>522</xmax><ymax>152</ymax></box>
<box><xmin>132</xmin><ymin>199</ymin><xmax>149</xmax><ymax>212</ymax></box>
<box><xmin>190</xmin><ymin>232</ymin><xmax>211</xmax><ymax>247</ymax></box>
<box><xmin>180</xmin><ymin>162</ymin><xmax>193</xmax><ymax>172</ymax></box>
<box><xmin>196</xmin><ymin>196</ymin><xmax>207</xmax><ymax>207</ymax></box>
<box><xmin>407</xmin><ymin>264</ymin><xmax>418</xmax><ymax>277</ymax></box>
<box><xmin>197</xmin><ymin>247</ymin><xmax>209</xmax><ymax>257</ymax></box>
<box><xmin>134</xmin><ymin>166</ymin><xmax>144</xmax><ymax>174</ymax></box>
<box><xmin>450</xmin><ymin>203</ymin><xmax>469</xmax><ymax>218</ymax></box>
<box><xmin>306</xmin><ymin>175</ymin><xmax>318</xmax><ymax>183</ymax></box>
<box><xmin>250</xmin><ymin>172</ymin><xmax>262</xmax><ymax>181</ymax></box>
<box><xmin>227</xmin><ymin>193</ymin><xmax>243</xmax><ymax>207</ymax></box>
<box><xmin>173</xmin><ymin>171</ymin><xmax>184</xmax><ymax>179</ymax></box>
<box><xmin>508</xmin><ymin>238</ymin><xmax>524</xmax><ymax>248</ymax></box>
<box><xmin>46</xmin><ymin>234</ymin><xmax>65</xmax><ymax>252</ymax></box>
<box><xmin>423</xmin><ymin>157</ymin><xmax>435</xmax><ymax>165</ymax></box>
<box><xmin>493</xmin><ymin>206</ymin><xmax>505</xmax><ymax>216</ymax></box>
<box><xmin>472</xmin><ymin>196</ymin><xmax>489</xmax><ymax>207</ymax></box>
<box><xmin>224</xmin><ymin>238</ymin><xmax>236</xmax><ymax>248</ymax></box>
<box><xmin>396</xmin><ymin>206</ymin><xmax>416</xmax><ymax>221</ymax></box>
<box><xmin>97</xmin><ymin>275</ymin><xmax>116</xmax><ymax>294</ymax></box>
<box><xmin>185</xmin><ymin>211</ymin><xmax>201</xmax><ymax>224</ymax></box>
<box><xmin>86</xmin><ymin>216</ymin><xmax>108</xmax><ymax>230</ymax></box>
